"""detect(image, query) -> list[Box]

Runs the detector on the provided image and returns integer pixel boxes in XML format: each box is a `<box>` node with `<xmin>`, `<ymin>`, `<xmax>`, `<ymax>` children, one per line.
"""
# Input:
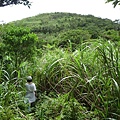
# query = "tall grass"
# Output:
<box><xmin>1</xmin><ymin>39</ymin><xmax>120</xmax><ymax>119</ymax></box>
<box><xmin>0</xmin><ymin>69</ymin><xmax>35</xmax><ymax>119</ymax></box>
<box><xmin>34</xmin><ymin>39</ymin><xmax>120</xmax><ymax>119</ymax></box>
<box><xmin>35</xmin><ymin>48</ymin><xmax>71</xmax><ymax>93</ymax></box>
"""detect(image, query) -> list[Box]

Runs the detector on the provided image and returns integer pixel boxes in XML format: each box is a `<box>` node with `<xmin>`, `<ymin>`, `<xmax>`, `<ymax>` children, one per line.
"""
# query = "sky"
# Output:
<box><xmin>0</xmin><ymin>0</ymin><xmax>120</xmax><ymax>24</ymax></box>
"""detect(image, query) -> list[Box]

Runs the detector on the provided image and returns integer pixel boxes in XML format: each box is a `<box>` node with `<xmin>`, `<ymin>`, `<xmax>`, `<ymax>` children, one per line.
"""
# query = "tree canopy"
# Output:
<box><xmin>0</xmin><ymin>0</ymin><xmax>31</xmax><ymax>7</ymax></box>
<box><xmin>14</xmin><ymin>12</ymin><xmax>120</xmax><ymax>47</ymax></box>
<box><xmin>0</xmin><ymin>0</ymin><xmax>119</xmax><ymax>8</ymax></box>
<box><xmin>1</xmin><ymin>24</ymin><xmax>38</xmax><ymax>70</ymax></box>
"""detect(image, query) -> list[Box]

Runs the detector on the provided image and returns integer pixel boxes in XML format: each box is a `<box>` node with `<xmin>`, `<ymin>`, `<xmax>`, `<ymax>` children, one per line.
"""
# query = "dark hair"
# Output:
<box><xmin>27</xmin><ymin>76</ymin><xmax>32</xmax><ymax>82</ymax></box>
<box><xmin>27</xmin><ymin>79</ymin><xmax>32</xmax><ymax>82</ymax></box>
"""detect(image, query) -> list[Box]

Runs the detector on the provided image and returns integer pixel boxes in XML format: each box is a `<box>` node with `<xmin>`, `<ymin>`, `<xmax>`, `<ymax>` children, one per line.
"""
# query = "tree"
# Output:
<box><xmin>1</xmin><ymin>24</ymin><xmax>38</xmax><ymax>70</ymax></box>
<box><xmin>101</xmin><ymin>29</ymin><xmax>120</xmax><ymax>41</ymax></box>
<box><xmin>106</xmin><ymin>0</ymin><xmax>120</xmax><ymax>8</ymax></box>
<box><xmin>58</xmin><ymin>29</ymin><xmax>91</xmax><ymax>51</ymax></box>
<box><xmin>0</xmin><ymin>0</ymin><xmax>31</xmax><ymax>7</ymax></box>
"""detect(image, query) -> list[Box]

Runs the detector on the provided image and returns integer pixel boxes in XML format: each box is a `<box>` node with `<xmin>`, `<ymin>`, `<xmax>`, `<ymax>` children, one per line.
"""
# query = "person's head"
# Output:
<box><xmin>27</xmin><ymin>76</ymin><xmax>32</xmax><ymax>83</ymax></box>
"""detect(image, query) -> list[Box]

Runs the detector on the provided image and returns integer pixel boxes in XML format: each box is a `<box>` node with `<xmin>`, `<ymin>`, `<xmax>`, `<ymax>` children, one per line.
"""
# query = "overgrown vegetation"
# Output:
<box><xmin>0</xmin><ymin>12</ymin><xmax>120</xmax><ymax>119</ymax></box>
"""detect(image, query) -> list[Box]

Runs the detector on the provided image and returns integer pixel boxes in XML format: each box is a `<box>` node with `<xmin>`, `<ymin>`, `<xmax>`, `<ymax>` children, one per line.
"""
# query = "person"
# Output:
<box><xmin>25</xmin><ymin>76</ymin><xmax>36</xmax><ymax>112</ymax></box>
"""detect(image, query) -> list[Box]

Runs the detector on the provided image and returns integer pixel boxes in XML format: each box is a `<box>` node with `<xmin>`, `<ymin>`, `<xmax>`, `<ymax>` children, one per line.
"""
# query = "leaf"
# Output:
<box><xmin>111</xmin><ymin>78</ymin><xmax>119</xmax><ymax>93</ymax></box>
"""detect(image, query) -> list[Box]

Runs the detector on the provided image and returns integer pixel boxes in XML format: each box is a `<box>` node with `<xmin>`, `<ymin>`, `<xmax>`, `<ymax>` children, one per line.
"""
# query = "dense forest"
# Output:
<box><xmin>0</xmin><ymin>12</ymin><xmax>120</xmax><ymax>119</ymax></box>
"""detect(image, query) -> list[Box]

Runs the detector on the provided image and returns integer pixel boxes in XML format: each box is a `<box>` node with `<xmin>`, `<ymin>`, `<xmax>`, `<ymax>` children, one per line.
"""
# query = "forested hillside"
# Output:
<box><xmin>13</xmin><ymin>12</ymin><xmax>120</xmax><ymax>49</ymax></box>
<box><xmin>1</xmin><ymin>12</ymin><xmax>120</xmax><ymax>119</ymax></box>
<box><xmin>14</xmin><ymin>12</ymin><xmax>119</xmax><ymax>34</ymax></box>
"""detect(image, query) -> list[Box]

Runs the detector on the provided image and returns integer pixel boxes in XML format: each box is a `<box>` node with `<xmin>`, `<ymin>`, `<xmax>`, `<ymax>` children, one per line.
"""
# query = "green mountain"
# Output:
<box><xmin>12</xmin><ymin>12</ymin><xmax>120</xmax><ymax>49</ymax></box>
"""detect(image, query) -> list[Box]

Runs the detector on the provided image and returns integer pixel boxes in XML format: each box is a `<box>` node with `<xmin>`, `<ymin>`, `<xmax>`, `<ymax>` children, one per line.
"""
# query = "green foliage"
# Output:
<box><xmin>1</xmin><ymin>13</ymin><xmax>120</xmax><ymax>119</ymax></box>
<box><xmin>13</xmin><ymin>12</ymin><xmax>119</xmax><ymax>48</ymax></box>
<box><xmin>102</xmin><ymin>30</ymin><xmax>120</xmax><ymax>41</ymax></box>
<box><xmin>34</xmin><ymin>40</ymin><xmax>120</xmax><ymax>119</ymax></box>
<box><xmin>1</xmin><ymin>24</ymin><xmax>38</xmax><ymax>71</ymax></box>
<box><xmin>35</xmin><ymin>93</ymin><xmax>100</xmax><ymax>120</ymax></box>
<box><xmin>35</xmin><ymin>48</ymin><xmax>70</xmax><ymax>93</ymax></box>
<box><xmin>0</xmin><ymin>69</ymin><xmax>35</xmax><ymax>119</ymax></box>
<box><xmin>58</xmin><ymin>29</ymin><xmax>91</xmax><ymax>50</ymax></box>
